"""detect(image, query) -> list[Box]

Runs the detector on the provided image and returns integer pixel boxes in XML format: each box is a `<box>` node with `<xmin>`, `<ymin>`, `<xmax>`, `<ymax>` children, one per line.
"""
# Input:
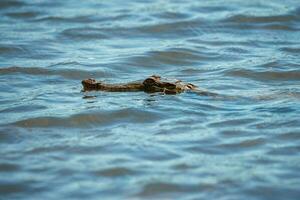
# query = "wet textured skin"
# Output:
<box><xmin>82</xmin><ymin>75</ymin><xmax>216</xmax><ymax>96</ymax></box>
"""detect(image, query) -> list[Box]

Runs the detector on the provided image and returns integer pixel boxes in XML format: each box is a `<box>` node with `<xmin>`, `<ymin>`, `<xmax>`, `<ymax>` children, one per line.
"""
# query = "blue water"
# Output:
<box><xmin>1</xmin><ymin>0</ymin><xmax>300</xmax><ymax>199</ymax></box>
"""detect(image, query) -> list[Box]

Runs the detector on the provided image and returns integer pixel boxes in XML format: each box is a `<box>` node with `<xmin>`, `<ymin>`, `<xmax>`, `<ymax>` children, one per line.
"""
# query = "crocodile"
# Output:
<box><xmin>82</xmin><ymin>75</ymin><xmax>216</xmax><ymax>96</ymax></box>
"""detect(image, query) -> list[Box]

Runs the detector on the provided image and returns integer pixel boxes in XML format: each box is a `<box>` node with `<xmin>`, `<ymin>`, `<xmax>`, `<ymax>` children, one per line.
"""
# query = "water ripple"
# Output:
<box><xmin>60</xmin><ymin>27</ymin><xmax>109</xmax><ymax>40</ymax></box>
<box><xmin>5</xmin><ymin>11</ymin><xmax>41</xmax><ymax>19</ymax></box>
<box><xmin>226</xmin><ymin>69</ymin><xmax>300</xmax><ymax>82</ymax></box>
<box><xmin>0</xmin><ymin>0</ymin><xmax>25</xmax><ymax>9</ymax></box>
<box><xmin>0</xmin><ymin>66</ymin><xmax>107</xmax><ymax>80</ymax></box>
<box><xmin>93</xmin><ymin>167</ymin><xmax>135</xmax><ymax>177</ymax></box>
<box><xmin>12</xmin><ymin>108</ymin><xmax>163</xmax><ymax>128</ymax></box>
<box><xmin>223</xmin><ymin>14</ymin><xmax>299</xmax><ymax>23</ymax></box>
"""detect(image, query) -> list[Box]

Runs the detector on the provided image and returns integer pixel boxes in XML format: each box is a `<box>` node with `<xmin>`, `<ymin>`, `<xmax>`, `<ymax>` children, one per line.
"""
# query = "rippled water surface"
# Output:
<box><xmin>1</xmin><ymin>0</ymin><xmax>300</xmax><ymax>199</ymax></box>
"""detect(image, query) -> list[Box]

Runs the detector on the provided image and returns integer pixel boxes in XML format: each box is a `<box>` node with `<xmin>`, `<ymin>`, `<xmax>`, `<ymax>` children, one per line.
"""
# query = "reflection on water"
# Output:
<box><xmin>1</xmin><ymin>0</ymin><xmax>300</xmax><ymax>199</ymax></box>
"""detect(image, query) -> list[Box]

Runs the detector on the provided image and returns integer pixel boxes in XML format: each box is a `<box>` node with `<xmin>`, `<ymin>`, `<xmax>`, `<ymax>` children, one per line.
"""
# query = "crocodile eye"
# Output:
<box><xmin>164</xmin><ymin>83</ymin><xmax>176</xmax><ymax>89</ymax></box>
<box><xmin>82</xmin><ymin>78</ymin><xmax>96</xmax><ymax>85</ymax></box>
<box><xmin>143</xmin><ymin>77</ymin><xmax>159</xmax><ymax>87</ymax></box>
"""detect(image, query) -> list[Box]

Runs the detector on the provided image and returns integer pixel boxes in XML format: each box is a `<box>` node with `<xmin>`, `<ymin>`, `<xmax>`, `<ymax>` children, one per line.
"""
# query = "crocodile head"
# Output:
<box><xmin>142</xmin><ymin>75</ymin><xmax>189</xmax><ymax>94</ymax></box>
<box><xmin>82</xmin><ymin>75</ymin><xmax>198</xmax><ymax>94</ymax></box>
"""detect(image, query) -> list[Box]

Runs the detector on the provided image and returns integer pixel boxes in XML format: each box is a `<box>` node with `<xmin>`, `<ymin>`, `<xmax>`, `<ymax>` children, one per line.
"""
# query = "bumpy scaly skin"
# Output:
<box><xmin>82</xmin><ymin>75</ymin><xmax>201</xmax><ymax>95</ymax></box>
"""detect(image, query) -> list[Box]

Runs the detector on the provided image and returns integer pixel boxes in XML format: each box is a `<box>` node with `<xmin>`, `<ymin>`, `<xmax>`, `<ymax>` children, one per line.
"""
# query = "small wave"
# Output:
<box><xmin>275</xmin><ymin>131</ymin><xmax>300</xmax><ymax>141</ymax></box>
<box><xmin>208</xmin><ymin>118</ymin><xmax>258</xmax><ymax>128</ymax></box>
<box><xmin>280</xmin><ymin>47</ymin><xmax>300</xmax><ymax>54</ymax></box>
<box><xmin>152</xmin><ymin>11</ymin><xmax>190</xmax><ymax>20</ymax></box>
<box><xmin>0</xmin><ymin>163</ymin><xmax>20</xmax><ymax>172</ymax></box>
<box><xmin>221</xmin><ymin>14</ymin><xmax>300</xmax><ymax>31</ymax></box>
<box><xmin>0</xmin><ymin>105</ymin><xmax>46</xmax><ymax>114</ymax></box>
<box><xmin>260</xmin><ymin>24</ymin><xmax>299</xmax><ymax>31</ymax></box>
<box><xmin>136</xmin><ymin>18</ymin><xmax>204</xmax><ymax>38</ymax></box>
<box><xmin>225</xmin><ymin>69</ymin><xmax>300</xmax><ymax>82</ymax></box>
<box><xmin>136</xmin><ymin>182</ymin><xmax>211</xmax><ymax>198</ymax></box>
<box><xmin>12</xmin><ymin>108</ymin><xmax>162</xmax><ymax>128</ymax></box>
<box><xmin>35</xmin><ymin>15</ymin><xmax>96</xmax><ymax>23</ymax></box>
<box><xmin>0</xmin><ymin>43</ymin><xmax>61</xmax><ymax>60</ymax></box>
<box><xmin>0</xmin><ymin>66</ymin><xmax>106</xmax><ymax>80</ymax></box>
<box><xmin>5</xmin><ymin>11</ymin><xmax>41</xmax><ymax>19</ymax></box>
<box><xmin>0</xmin><ymin>0</ymin><xmax>25</xmax><ymax>9</ymax></box>
<box><xmin>223</xmin><ymin>47</ymin><xmax>250</xmax><ymax>54</ymax></box>
<box><xmin>223</xmin><ymin>14</ymin><xmax>299</xmax><ymax>23</ymax></box>
<box><xmin>252</xmin><ymin>119</ymin><xmax>300</xmax><ymax>130</ymax></box>
<box><xmin>0</xmin><ymin>127</ymin><xmax>21</xmax><ymax>144</ymax></box>
<box><xmin>267</xmin><ymin>145</ymin><xmax>300</xmax><ymax>156</ymax></box>
<box><xmin>59</xmin><ymin>27</ymin><xmax>109</xmax><ymax>40</ymax></box>
<box><xmin>192</xmin><ymin>5</ymin><xmax>233</xmax><ymax>13</ymax></box>
<box><xmin>35</xmin><ymin>14</ymin><xmax>130</xmax><ymax>24</ymax></box>
<box><xmin>0</xmin><ymin>182</ymin><xmax>29</xmax><ymax>195</ymax></box>
<box><xmin>55</xmin><ymin>17</ymin><xmax>208</xmax><ymax>41</ymax></box>
<box><xmin>217</xmin><ymin>138</ymin><xmax>266</xmax><ymax>150</ymax></box>
<box><xmin>253</xmin><ymin>106</ymin><xmax>296</xmax><ymax>114</ymax></box>
<box><xmin>127</xmin><ymin>47</ymin><xmax>221</xmax><ymax>67</ymax></box>
<box><xmin>93</xmin><ymin>167</ymin><xmax>135</xmax><ymax>177</ymax></box>
<box><xmin>179</xmin><ymin>68</ymin><xmax>206</xmax><ymax>76</ymax></box>
<box><xmin>0</xmin><ymin>45</ymin><xmax>26</xmax><ymax>56</ymax></box>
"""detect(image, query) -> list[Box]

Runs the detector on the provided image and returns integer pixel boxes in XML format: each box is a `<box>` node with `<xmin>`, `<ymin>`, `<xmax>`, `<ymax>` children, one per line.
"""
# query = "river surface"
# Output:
<box><xmin>1</xmin><ymin>0</ymin><xmax>300</xmax><ymax>199</ymax></box>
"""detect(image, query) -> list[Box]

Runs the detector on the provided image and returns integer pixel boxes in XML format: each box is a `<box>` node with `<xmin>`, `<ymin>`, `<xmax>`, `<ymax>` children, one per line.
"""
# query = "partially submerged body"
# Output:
<box><xmin>82</xmin><ymin>75</ymin><xmax>216</xmax><ymax>96</ymax></box>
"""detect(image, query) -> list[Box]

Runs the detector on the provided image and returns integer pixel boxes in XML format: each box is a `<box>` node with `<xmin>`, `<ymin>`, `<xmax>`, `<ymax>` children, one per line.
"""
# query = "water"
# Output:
<box><xmin>1</xmin><ymin>0</ymin><xmax>300</xmax><ymax>199</ymax></box>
